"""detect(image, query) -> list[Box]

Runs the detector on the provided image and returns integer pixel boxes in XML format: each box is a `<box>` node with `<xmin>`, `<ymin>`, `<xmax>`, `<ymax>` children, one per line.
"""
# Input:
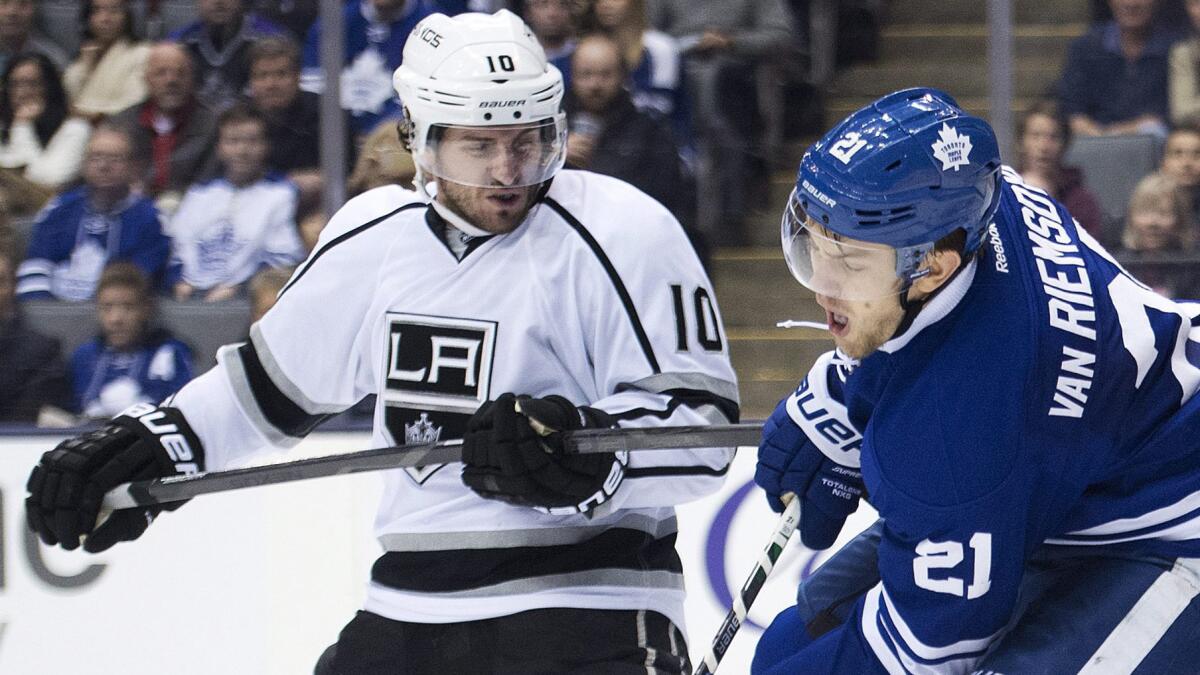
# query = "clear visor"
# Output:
<box><xmin>413</xmin><ymin>116</ymin><xmax>567</xmax><ymax>188</ymax></box>
<box><xmin>781</xmin><ymin>189</ymin><xmax>911</xmax><ymax>301</ymax></box>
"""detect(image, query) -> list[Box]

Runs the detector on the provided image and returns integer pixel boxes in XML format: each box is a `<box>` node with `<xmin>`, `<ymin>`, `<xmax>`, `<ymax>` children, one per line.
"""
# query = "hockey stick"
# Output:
<box><xmin>694</xmin><ymin>496</ymin><xmax>801</xmax><ymax>675</ymax></box>
<box><xmin>100</xmin><ymin>423</ymin><xmax>762</xmax><ymax>511</ymax></box>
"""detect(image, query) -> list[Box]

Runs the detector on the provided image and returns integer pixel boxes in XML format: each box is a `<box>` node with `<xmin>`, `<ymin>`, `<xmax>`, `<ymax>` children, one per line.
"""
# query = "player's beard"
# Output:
<box><xmin>437</xmin><ymin>179</ymin><xmax>541</xmax><ymax>234</ymax></box>
<box><xmin>819</xmin><ymin>294</ymin><xmax>906</xmax><ymax>360</ymax></box>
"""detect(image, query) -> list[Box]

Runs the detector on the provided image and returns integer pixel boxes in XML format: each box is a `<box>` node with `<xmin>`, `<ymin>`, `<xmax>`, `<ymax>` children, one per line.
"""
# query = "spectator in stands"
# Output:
<box><xmin>250</xmin><ymin>0</ymin><xmax>319</xmax><ymax>42</ymax></box>
<box><xmin>346</xmin><ymin>117</ymin><xmax>416</xmax><ymax>197</ymax></box>
<box><xmin>1168</xmin><ymin>0</ymin><xmax>1200</xmax><ymax>122</ymax></box>
<box><xmin>566</xmin><ymin>35</ymin><xmax>694</xmax><ymax>228</ymax></box>
<box><xmin>523</xmin><ymin>0</ymin><xmax>578</xmax><ymax>89</ymax></box>
<box><xmin>110</xmin><ymin>41</ymin><xmax>220</xmax><ymax>214</ymax></box>
<box><xmin>63</xmin><ymin>0</ymin><xmax>149</xmax><ymax>120</ymax></box>
<box><xmin>16</xmin><ymin>124</ymin><xmax>169</xmax><ymax>302</ymax></box>
<box><xmin>0</xmin><ymin>233</ymin><xmax>70</xmax><ymax>423</ymax></box>
<box><xmin>247</xmin><ymin>264</ymin><xmax>291</xmax><ymax>323</ymax></box>
<box><xmin>168</xmin><ymin>103</ymin><xmax>304</xmax><ymax>303</ymax></box>
<box><xmin>1119</xmin><ymin>171</ymin><xmax>1200</xmax><ymax>296</ymax></box>
<box><xmin>0</xmin><ymin>0</ymin><xmax>69</xmax><ymax>73</ymax></box>
<box><xmin>170</xmin><ymin>0</ymin><xmax>287</xmax><ymax>111</ymax></box>
<box><xmin>70</xmin><ymin>261</ymin><xmax>192</xmax><ymax>418</ymax></box>
<box><xmin>585</xmin><ymin>0</ymin><xmax>685</xmax><ymax>133</ymax></box>
<box><xmin>301</xmin><ymin>0</ymin><xmax>436</xmax><ymax>136</ymax></box>
<box><xmin>647</xmin><ymin>0</ymin><xmax>794</xmax><ymax>245</ymax></box>
<box><xmin>1160</xmin><ymin>118</ymin><xmax>1200</xmax><ymax>222</ymax></box>
<box><xmin>246</xmin><ymin>35</ymin><xmax>347</xmax><ymax>216</ymax></box>
<box><xmin>1060</xmin><ymin>0</ymin><xmax>1182</xmax><ymax>138</ymax></box>
<box><xmin>1016</xmin><ymin>100</ymin><xmax>1105</xmax><ymax>238</ymax></box>
<box><xmin>0</xmin><ymin>53</ymin><xmax>91</xmax><ymax>216</ymax></box>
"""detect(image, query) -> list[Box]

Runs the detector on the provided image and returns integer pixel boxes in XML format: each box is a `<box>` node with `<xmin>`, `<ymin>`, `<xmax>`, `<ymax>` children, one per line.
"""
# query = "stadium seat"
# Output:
<box><xmin>21</xmin><ymin>299</ymin><xmax>250</xmax><ymax>372</ymax></box>
<box><xmin>1063</xmin><ymin>133</ymin><xmax>1164</xmax><ymax>247</ymax></box>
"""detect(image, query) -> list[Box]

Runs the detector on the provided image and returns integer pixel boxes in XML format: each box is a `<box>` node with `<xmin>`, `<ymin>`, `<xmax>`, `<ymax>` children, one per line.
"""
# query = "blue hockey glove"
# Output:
<box><xmin>26</xmin><ymin>403</ymin><xmax>204</xmax><ymax>553</ymax></box>
<box><xmin>754</xmin><ymin>352</ymin><xmax>865</xmax><ymax>550</ymax></box>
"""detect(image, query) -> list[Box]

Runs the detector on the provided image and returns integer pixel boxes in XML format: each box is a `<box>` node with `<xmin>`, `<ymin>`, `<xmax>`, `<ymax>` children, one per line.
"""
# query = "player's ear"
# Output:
<box><xmin>910</xmin><ymin>248</ymin><xmax>962</xmax><ymax>297</ymax></box>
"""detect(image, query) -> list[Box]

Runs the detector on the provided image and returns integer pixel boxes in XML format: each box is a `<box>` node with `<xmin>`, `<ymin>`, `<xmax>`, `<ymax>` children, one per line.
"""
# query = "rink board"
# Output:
<box><xmin>0</xmin><ymin>433</ymin><xmax>877</xmax><ymax>674</ymax></box>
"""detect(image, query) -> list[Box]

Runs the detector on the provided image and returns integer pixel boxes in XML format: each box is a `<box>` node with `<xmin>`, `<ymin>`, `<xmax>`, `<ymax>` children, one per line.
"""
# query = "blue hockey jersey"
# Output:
<box><xmin>16</xmin><ymin>188</ymin><xmax>169</xmax><ymax>301</ymax></box>
<box><xmin>795</xmin><ymin>166</ymin><xmax>1200</xmax><ymax>673</ymax></box>
<box><xmin>300</xmin><ymin>0</ymin><xmax>436</xmax><ymax>134</ymax></box>
<box><xmin>70</xmin><ymin>329</ymin><xmax>194</xmax><ymax>418</ymax></box>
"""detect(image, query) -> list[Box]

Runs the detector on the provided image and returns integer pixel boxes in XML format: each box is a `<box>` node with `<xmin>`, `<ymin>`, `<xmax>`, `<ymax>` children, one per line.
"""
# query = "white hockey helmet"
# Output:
<box><xmin>393</xmin><ymin>10</ymin><xmax>567</xmax><ymax>189</ymax></box>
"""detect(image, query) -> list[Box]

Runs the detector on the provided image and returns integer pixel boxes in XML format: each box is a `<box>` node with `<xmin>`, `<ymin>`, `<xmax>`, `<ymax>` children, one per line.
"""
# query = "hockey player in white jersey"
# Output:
<box><xmin>25</xmin><ymin>10</ymin><xmax>738</xmax><ymax>674</ymax></box>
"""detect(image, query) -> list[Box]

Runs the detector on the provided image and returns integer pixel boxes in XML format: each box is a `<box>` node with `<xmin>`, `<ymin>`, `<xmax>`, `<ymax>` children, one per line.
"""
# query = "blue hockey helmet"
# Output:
<box><xmin>783</xmin><ymin>87</ymin><xmax>1002</xmax><ymax>301</ymax></box>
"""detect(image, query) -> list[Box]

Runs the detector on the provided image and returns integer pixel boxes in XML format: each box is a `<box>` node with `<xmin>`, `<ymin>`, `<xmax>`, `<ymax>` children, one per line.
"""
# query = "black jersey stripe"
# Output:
<box><xmin>236</xmin><ymin>341</ymin><xmax>335</xmax><ymax>437</ymax></box>
<box><xmin>626</xmin><ymin>464</ymin><xmax>732</xmax><ymax>479</ymax></box>
<box><xmin>543</xmin><ymin>197</ymin><xmax>661</xmax><ymax>374</ymax></box>
<box><xmin>279</xmin><ymin>201</ymin><xmax>427</xmax><ymax>299</ymax></box>
<box><xmin>608</xmin><ymin>387</ymin><xmax>740</xmax><ymax>424</ymax></box>
<box><xmin>371</xmin><ymin>528</ymin><xmax>682</xmax><ymax>593</ymax></box>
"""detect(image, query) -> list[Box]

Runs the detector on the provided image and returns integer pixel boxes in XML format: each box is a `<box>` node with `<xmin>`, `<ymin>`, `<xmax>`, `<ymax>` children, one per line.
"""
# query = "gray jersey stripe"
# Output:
<box><xmin>219</xmin><ymin>343</ymin><xmax>300</xmax><ymax>448</ymax></box>
<box><xmin>371</xmin><ymin>568</ymin><xmax>685</xmax><ymax>599</ymax></box>
<box><xmin>250</xmin><ymin>324</ymin><xmax>347</xmax><ymax>415</ymax></box>
<box><xmin>379</xmin><ymin>514</ymin><xmax>679</xmax><ymax>552</ymax></box>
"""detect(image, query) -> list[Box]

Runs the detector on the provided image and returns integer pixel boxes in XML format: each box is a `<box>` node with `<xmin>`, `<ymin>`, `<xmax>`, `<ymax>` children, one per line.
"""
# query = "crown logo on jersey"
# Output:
<box><xmin>931</xmin><ymin>123</ymin><xmax>973</xmax><ymax>172</ymax></box>
<box><xmin>405</xmin><ymin>412</ymin><xmax>443</xmax><ymax>444</ymax></box>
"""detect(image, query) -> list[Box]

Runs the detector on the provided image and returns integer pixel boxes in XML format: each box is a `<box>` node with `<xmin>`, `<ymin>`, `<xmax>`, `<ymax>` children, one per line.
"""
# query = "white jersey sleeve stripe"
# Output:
<box><xmin>1079</xmin><ymin>558</ymin><xmax>1200</xmax><ymax>673</ymax></box>
<box><xmin>862</xmin><ymin>586</ymin><xmax>911</xmax><ymax>675</ymax></box>
<box><xmin>879</xmin><ymin>585</ymin><xmax>1000</xmax><ymax>662</ymax></box>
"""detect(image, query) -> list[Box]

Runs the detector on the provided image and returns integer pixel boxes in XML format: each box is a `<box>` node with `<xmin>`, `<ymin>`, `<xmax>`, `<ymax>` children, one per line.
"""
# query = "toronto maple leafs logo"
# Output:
<box><xmin>931</xmin><ymin>123</ymin><xmax>973</xmax><ymax>171</ymax></box>
<box><xmin>404</xmin><ymin>412</ymin><xmax>443</xmax><ymax>444</ymax></box>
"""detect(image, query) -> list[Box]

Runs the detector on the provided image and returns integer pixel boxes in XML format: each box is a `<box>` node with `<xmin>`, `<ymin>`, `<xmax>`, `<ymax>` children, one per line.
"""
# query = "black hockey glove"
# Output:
<box><xmin>25</xmin><ymin>403</ymin><xmax>204</xmax><ymax>553</ymax></box>
<box><xmin>461</xmin><ymin>393</ymin><xmax>627</xmax><ymax>515</ymax></box>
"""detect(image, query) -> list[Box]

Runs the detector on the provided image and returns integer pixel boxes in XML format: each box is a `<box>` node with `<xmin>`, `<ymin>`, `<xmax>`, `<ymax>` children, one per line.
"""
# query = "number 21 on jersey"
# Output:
<box><xmin>913</xmin><ymin>532</ymin><xmax>993</xmax><ymax>600</ymax></box>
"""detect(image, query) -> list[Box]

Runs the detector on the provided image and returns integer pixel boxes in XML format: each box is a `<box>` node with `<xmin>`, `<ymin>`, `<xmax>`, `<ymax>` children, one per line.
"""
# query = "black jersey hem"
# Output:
<box><xmin>371</xmin><ymin>528</ymin><xmax>682</xmax><ymax>593</ymax></box>
<box><xmin>543</xmin><ymin>197</ymin><xmax>661</xmax><ymax>374</ymax></box>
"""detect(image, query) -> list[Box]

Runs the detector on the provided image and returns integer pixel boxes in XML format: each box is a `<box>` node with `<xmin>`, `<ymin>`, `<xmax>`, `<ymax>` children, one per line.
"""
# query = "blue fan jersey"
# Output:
<box><xmin>796</xmin><ymin>166</ymin><xmax>1200</xmax><ymax>673</ymax></box>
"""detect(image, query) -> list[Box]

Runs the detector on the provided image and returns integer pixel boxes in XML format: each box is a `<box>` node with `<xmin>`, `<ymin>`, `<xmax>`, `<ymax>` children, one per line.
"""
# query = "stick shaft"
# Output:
<box><xmin>695</xmin><ymin>498</ymin><xmax>800</xmax><ymax>675</ymax></box>
<box><xmin>102</xmin><ymin>423</ymin><xmax>762</xmax><ymax>510</ymax></box>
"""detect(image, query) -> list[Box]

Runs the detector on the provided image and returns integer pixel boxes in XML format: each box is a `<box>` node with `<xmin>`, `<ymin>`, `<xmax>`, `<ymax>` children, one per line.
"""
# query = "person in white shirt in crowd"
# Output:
<box><xmin>168</xmin><ymin>102</ymin><xmax>303</xmax><ymax>303</ymax></box>
<box><xmin>0</xmin><ymin>52</ymin><xmax>91</xmax><ymax>215</ymax></box>
<box><xmin>63</xmin><ymin>0</ymin><xmax>150</xmax><ymax>121</ymax></box>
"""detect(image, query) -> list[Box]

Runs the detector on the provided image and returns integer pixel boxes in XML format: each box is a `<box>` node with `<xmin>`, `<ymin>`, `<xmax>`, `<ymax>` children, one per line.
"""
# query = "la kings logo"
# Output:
<box><xmin>382</xmin><ymin>313</ymin><xmax>497</xmax><ymax>484</ymax></box>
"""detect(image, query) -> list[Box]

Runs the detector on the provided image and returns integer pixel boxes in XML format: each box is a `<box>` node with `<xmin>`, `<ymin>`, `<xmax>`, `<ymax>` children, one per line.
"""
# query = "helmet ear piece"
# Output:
<box><xmin>397</xmin><ymin>113</ymin><xmax>414</xmax><ymax>153</ymax></box>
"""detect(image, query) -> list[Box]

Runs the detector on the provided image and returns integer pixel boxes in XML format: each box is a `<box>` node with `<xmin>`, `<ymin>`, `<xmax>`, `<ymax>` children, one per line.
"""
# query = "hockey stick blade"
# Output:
<box><xmin>101</xmin><ymin>423</ymin><xmax>762</xmax><ymax>511</ymax></box>
<box><xmin>694</xmin><ymin>497</ymin><xmax>800</xmax><ymax>675</ymax></box>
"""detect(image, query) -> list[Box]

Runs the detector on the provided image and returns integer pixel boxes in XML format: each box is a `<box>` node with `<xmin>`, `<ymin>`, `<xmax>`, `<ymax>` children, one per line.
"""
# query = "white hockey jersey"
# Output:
<box><xmin>170</xmin><ymin>170</ymin><xmax>738</xmax><ymax>628</ymax></box>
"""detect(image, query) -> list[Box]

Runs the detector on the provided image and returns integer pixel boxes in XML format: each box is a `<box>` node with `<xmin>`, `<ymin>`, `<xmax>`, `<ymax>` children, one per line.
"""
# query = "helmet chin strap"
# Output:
<box><xmin>414</xmin><ymin>168</ymin><xmax>493</xmax><ymax>238</ymax></box>
<box><xmin>890</xmin><ymin>246</ymin><xmax>976</xmax><ymax>340</ymax></box>
<box><xmin>414</xmin><ymin>166</ymin><xmax>556</xmax><ymax>237</ymax></box>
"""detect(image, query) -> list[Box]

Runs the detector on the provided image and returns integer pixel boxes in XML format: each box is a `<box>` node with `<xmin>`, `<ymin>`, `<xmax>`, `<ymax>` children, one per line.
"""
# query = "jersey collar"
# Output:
<box><xmin>879</xmin><ymin>257</ymin><xmax>978</xmax><ymax>354</ymax></box>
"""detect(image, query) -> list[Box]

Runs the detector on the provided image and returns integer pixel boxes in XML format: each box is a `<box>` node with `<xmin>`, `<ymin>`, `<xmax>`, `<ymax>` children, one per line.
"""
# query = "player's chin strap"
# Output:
<box><xmin>414</xmin><ymin>168</ymin><xmax>493</xmax><ymax>237</ymax></box>
<box><xmin>413</xmin><ymin>167</ymin><xmax>556</xmax><ymax>238</ymax></box>
<box><xmin>891</xmin><ymin>245</ymin><xmax>979</xmax><ymax>339</ymax></box>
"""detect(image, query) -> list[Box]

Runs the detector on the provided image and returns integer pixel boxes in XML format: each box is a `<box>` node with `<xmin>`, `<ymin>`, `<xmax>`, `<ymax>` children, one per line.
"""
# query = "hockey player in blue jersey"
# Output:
<box><xmin>752</xmin><ymin>88</ymin><xmax>1200</xmax><ymax>674</ymax></box>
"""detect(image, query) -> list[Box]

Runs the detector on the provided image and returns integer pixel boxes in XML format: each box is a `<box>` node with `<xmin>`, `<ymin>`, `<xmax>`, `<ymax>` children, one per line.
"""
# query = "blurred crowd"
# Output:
<box><xmin>1025</xmin><ymin>0</ymin><xmax>1200</xmax><ymax>298</ymax></box>
<box><xmin>0</xmin><ymin>0</ymin><xmax>810</xmax><ymax>427</ymax></box>
<box><xmin>7</xmin><ymin>0</ymin><xmax>1200</xmax><ymax>429</ymax></box>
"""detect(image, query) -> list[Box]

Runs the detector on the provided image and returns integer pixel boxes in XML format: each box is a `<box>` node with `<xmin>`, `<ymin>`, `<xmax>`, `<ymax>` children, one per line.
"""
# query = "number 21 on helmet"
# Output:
<box><xmin>783</xmin><ymin>88</ymin><xmax>1003</xmax><ymax>301</ymax></box>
